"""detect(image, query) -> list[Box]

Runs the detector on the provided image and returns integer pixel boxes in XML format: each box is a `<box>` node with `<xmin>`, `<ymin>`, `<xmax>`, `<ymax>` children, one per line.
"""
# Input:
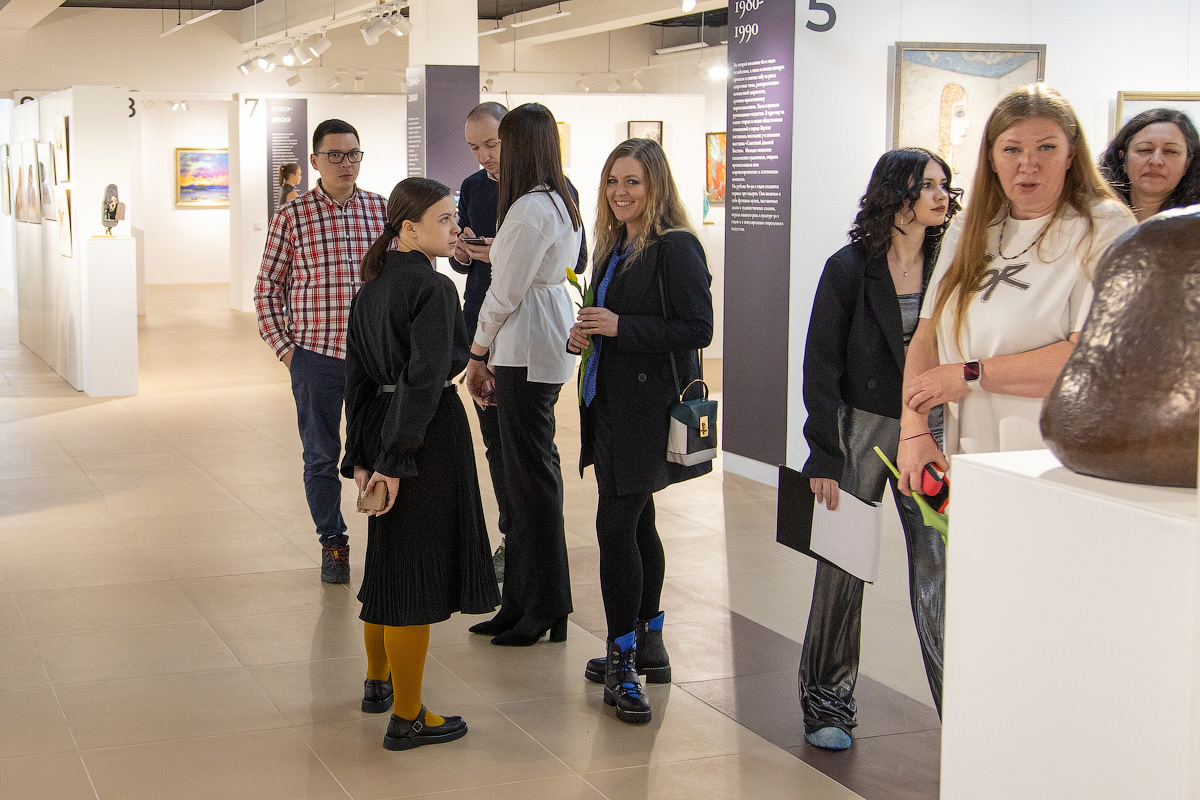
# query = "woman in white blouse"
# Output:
<box><xmin>897</xmin><ymin>84</ymin><xmax>1135</xmax><ymax>492</ymax></box>
<box><xmin>464</xmin><ymin>103</ymin><xmax>584</xmax><ymax>646</ymax></box>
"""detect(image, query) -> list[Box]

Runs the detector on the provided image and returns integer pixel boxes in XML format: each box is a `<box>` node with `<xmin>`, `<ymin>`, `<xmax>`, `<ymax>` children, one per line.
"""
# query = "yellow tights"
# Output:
<box><xmin>363</xmin><ymin>621</ymin><xmax>444</xmax><ymax>726</ymax></box>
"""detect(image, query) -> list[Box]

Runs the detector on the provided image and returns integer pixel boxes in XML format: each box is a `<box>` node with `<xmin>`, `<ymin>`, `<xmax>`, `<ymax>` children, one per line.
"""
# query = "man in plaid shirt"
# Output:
<box><xmin>255</xmin><ymin>119</ymin><xmax>387</xmax><ymax>583</ymax></box>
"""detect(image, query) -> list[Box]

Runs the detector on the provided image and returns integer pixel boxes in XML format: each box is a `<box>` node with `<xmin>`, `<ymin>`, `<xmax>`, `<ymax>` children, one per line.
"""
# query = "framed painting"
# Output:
<box><xmin>53</xmin><ymin>116</ymin><xmax>69</xmax><ymax>184</ymax></box>
<box><xmin>57</xmin><ymin>187</ymin><xmax>72</xmax><ymax>258</ymax></box>
<box><xmin>175</xmin><ymin>148</ymin><xmax>230</xmax><ymax>209</ymax></box>
<box><xmin>37</xmin><ymin>141</ymin><xmax>56</xmax><ymax>219</ymax></box>
<box><xmin>892</xmin><ymin>42</ymin><xmax>1046</xmax><ymax>195</ymax></box>
<box><xmin>556</xmin><ymin>121</ymin><xmax>570</xmax><ymax>168</ymax></box>
<box><xmin>628</xmin><ymin>120</ymin><xmax>663</xmax><ymax>144</ymax></box>
<box><xmin>0</xmin><ymin>145</ymin><xmax>9</xmax><ymax>216</ymax></box>
<box><xmin>15</xmin><ymin>139</ymin><xmax>41</xmax><ymax>224</ymax></box>
<box><xmin>706</xmin><ymin>131</ymin><xmax>726</xmax><ymax>206</ymax></box>
<box><xmin>1115</xmin><ymin>91</ymin><xmax>1200</xmax><ymax>134</ymax></box>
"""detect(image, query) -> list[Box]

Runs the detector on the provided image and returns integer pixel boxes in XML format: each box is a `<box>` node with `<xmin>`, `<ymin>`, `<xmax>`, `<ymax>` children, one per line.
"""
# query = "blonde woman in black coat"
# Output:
<box><xmin>568</xmin><ymin>139</ymin><xmax>713</xmax><ymax>724</ymax></box>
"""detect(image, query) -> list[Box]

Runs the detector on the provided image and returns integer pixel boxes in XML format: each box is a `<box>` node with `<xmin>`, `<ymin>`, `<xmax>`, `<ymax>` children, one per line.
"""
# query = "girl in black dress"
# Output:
<box><xmin>341</xmin><ymin>177</ymin><xmax>501</xmax><ymax>751</ymax></box>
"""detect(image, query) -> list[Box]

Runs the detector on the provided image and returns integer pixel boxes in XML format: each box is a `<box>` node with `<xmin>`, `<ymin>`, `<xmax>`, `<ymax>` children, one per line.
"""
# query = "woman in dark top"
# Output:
<box><xmin>277</xmin><ymin>163</ymin><xmax>300</xmax><ymax>206</ymax></box>
<box><xmin>567</xmin><ymin>139</ymin><xmax>713</xmax><ymax>724</ymax></box>
<box><xmin>1098</xmin><ymin>108</ymin><xmax>1200</xmax><ymax>221</ymax></box>
<box><xmin>341</xmin><ymin>177</ymin><xmax>500</xmax><ymax>752</ymax></box>
<box><xmin>798</xmin><ymin>148</ymin><xmax>960</xmax><ymax>750</ymax></box>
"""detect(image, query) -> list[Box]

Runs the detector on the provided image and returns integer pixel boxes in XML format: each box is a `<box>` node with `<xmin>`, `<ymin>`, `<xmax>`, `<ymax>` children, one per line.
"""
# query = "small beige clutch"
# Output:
<box><xmin>357</xmin><ymin>482</ymin><xmax>388</xmax><ymax>512</ymax></box>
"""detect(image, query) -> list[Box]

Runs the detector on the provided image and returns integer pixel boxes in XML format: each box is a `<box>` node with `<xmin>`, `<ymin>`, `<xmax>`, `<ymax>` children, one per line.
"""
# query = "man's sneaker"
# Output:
<box><xmin>492</xmin><ymin>543</ymin><xmax>505</xmax><ymax>583</ymax></box>
<box><xmin>322</xmin><ymin>543</ymin><xmax>350</xmax><ymax>583</ymax></box>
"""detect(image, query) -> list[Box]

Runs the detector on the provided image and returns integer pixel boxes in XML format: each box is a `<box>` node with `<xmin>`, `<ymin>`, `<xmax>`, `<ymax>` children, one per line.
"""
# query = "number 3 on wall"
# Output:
<box><xmin>806</xmin><ymin>0</ymin><xmax>836</xmax><ymax>32</ymax></box>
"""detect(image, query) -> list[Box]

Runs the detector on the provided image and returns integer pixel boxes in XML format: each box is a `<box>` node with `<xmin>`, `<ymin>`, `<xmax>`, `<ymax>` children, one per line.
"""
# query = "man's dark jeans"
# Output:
<box><xmin>289</xmin><ymin>347</ymin><xmax>348</xmax><ymax>547</ymax></box>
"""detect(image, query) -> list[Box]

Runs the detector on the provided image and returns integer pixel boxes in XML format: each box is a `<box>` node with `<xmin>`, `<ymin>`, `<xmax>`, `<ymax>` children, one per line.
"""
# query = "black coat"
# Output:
<box><xmin>801</xmin><ymin>241</ymin><xmax>922</xmax><ymax>481</ymax></box>
<box><xmin>579</xmin><ymin>230</ymin><xmax>714</xmax><ymax>495</ymax></box>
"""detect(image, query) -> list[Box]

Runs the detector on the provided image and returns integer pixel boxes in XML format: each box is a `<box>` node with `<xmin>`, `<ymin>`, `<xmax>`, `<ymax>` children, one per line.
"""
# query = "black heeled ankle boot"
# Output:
<box><xmin>604</xmin><ymin>631</ymin><xmax>651</xmax><ymax>724</ymax></box>
<box><xmin>490</xmin><ymin>615</ymin><xmax>568</xmax><ymax>646</ymax></box>
<box><xmin>585</xmin><ymin>611</ymin><xmax>672</xmax><ymax>684</ymax></box>
<box><xmin>468</xmin><ymin>609</ymin><xmax>520</xmax><ymax>637</ymax></box>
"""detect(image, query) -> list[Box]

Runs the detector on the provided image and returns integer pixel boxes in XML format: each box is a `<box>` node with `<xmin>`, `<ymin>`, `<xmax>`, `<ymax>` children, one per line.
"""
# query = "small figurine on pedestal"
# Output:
<box><xmin>101</xmin><ymin>184</ymin><xmax>125</xmax><ymax>235</ymax></box>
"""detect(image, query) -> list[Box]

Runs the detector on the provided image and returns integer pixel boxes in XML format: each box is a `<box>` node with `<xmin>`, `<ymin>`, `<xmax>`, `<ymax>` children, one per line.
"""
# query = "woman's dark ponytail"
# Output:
<box><xmin>359</xmin><ymin>177</ymin><xmax>453</xmax><ymax>282</ymax></box>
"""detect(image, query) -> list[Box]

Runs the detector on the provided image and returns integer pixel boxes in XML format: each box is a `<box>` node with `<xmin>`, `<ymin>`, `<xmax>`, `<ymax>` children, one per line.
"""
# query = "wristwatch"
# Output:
<box><xmin>963</xmin><ymin>360</ymin><xmax>982</xmax><ymax>389</ymax></box>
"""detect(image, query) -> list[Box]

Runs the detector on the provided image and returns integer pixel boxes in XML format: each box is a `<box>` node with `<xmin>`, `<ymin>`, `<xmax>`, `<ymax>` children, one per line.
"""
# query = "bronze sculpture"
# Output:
<box><xmin>1041</xmin><ymin>207</ymin><xmax>1200</xmax><ymax>488</ymax></box>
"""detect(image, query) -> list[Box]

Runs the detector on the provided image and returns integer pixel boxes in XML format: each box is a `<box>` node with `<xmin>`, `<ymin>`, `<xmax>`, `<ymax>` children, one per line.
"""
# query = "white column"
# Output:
<box><xmin>407</xmin><ymin>0</ymin><xmax>478</xmax><ymax>67</ymax></box>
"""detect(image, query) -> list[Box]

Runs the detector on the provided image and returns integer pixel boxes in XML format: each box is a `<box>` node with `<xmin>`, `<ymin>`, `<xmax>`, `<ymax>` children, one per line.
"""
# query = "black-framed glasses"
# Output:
<box><xmin>315</xmin><ymin>150</ymin><xmax>365</xmax><ymax>163</ymax></box>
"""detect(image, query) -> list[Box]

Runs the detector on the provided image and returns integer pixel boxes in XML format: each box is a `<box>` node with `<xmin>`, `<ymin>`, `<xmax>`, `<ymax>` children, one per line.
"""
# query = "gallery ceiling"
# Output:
<box><xmin>56</xmin><ymin>0</ymin><xmax>567</xmax><ymax>14</ymax></box>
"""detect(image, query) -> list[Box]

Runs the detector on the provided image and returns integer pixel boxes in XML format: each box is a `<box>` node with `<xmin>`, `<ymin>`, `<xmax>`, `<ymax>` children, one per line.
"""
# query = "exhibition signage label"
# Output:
<box><xmin>405</xmin><ymin>64</ymin><xmax>480</xmax><ymax>187</ymax></box>
<box><xmin>267</xmin><ymin>98</ymin><xmax>307</xmax><ymax>219</ymax></box>
<box><xmin>723</xmin><ymin>0</ymin><xmax>796</xmax><ymax>465</ymax></box>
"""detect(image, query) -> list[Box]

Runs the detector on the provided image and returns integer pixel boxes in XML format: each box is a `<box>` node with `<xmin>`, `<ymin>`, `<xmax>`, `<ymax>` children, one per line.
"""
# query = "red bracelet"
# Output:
<box><xmin>902</xmin><ymin>431</ymin><xmax>935</xmax><ymax>442</ymax></box>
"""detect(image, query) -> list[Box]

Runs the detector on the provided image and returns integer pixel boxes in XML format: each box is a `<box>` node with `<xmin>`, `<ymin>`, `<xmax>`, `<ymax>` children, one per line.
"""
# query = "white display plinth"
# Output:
<box><xmin>941</xmin><ymin>449</ymin><xmax>1198</xmax><ymax>800</ymax></box>
<box><xmin>82</xmin><ymin>236</ymin><xmax>137</xmax><ymax>396</ymax></box>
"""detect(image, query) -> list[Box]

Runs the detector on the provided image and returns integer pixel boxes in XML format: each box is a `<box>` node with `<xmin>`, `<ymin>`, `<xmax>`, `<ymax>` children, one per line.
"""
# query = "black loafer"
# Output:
<box><xmin>383</xmin><ymin>706</ymin><xmax>467</xmax><ymax>751</ymax></box>
<box><xmin>362</xmin><ymin>678</ymin><xmax>393</xmax><ymax>713</ymax></box>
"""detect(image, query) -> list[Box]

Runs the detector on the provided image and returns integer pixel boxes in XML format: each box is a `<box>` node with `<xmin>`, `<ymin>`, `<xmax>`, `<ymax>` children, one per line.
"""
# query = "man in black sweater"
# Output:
<box><xmin>452</xmin><ymin>102</ymin><xmax>586</xmax><ymax>582</ymax></box>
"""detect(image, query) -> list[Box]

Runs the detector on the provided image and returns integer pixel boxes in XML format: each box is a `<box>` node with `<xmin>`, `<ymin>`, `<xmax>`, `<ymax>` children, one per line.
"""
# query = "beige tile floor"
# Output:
<box><xmin>0</xmin><ymin>284</ymin><xmax>932</xmax><ymax>799</ymax></box>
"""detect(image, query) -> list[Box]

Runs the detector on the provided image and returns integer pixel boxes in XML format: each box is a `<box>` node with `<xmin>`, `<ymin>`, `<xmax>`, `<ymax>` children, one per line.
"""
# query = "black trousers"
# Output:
<box><xmin>473</xmin><ymin>402</ymin><xmax>510</xmax><ymax>538</ymax></box>
<box><xmin>595</xmin><ymin>491</ymin><xmax>666</xmax><ymax>640</ymax></box>
<box><xmin>492</xmin><ymin>366</ymin><xmax>572</xmax><ymax>620</ymax></box>
<box><xmin>798</xmin><ymin>480</ymin><xmax>946</xmax><ymax>734</ymax></box>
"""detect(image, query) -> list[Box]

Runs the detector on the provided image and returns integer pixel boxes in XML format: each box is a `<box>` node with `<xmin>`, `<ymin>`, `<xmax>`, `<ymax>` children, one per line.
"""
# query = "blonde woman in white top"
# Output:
<box><xmin>465</xmin><ymin>103</ymin><xmax>584</xmax><ymax>646</ymax></box>
<box><xmin>898</xmin><ymin>84</ymin><xmax>1135</xmax><ymax>493</ymax></box>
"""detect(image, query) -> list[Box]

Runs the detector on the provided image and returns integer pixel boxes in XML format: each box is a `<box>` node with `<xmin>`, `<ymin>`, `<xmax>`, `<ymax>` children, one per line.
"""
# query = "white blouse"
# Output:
<box><xmin>921</xmin><ymin>199</ymin><xmax>1134</xmax><ymax>455</ymax></box>
<box><xmin>473</xmin><ymin>188</ymin><xmax>582</xmax><ymax>384</ymax></box>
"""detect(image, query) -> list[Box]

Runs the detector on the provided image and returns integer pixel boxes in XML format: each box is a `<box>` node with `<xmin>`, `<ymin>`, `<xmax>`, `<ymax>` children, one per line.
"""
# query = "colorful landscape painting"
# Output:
<box><xmin>706</xmin><ymin>131</ymin><xmax>726</xmax><ymax>206</ymax></box>
<box><xmin>175</xmin><ymin>148</ymin><xmax>230</xmax><ymax>208</ymax></box>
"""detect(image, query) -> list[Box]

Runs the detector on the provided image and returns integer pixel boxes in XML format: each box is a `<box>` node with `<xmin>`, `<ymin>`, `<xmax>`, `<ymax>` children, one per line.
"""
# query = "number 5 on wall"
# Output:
<box><xmin>806</xmin><ymin>0</ymin><xmax>836</xmax><ymax>32</ymax></box>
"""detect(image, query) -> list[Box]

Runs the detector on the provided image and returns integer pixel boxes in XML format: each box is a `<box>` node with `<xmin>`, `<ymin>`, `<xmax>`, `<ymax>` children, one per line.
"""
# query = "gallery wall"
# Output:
<box><xmin>12</xmin><ymin>86</ymin><xmax>133</xmax><ymax>392</ymax></box>
<box><xmin>779</xmin><ymin>0</ymin><xmax>1200</xmax><ymax>480</ymax></box>
<box><xmin>229</xmin><ymin>93</ymin><xmax>410</xmax><ymax>313</ymax></box>
<box><xmin>133</xmin><ymin>98</ymin><xmax>231</xmax><ymax>285</ymax></box>
<box><xmin>0</xmin><ymin>100</ymin><xmax>12</xmax><ymax>299</ymax></box>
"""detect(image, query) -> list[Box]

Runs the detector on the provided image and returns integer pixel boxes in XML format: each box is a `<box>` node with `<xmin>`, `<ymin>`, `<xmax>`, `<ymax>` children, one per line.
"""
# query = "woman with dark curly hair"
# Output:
<box><xmin>1099</xmin><ymin>108</ymin><xmax>1200</xmax><ymax>221</ymax></box>
<box><xmin>798</xmin><ymin>147</ymin><xmax>960</xmax><ymax>750</ymax></box>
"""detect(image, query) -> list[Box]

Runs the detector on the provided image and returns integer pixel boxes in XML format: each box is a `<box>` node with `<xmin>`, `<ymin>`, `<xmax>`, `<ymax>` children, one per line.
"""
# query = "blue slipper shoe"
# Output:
<box><xmin>805</xmin><ymin>726</ymin><xmax>852</xmax><ymax>750</ymax></box>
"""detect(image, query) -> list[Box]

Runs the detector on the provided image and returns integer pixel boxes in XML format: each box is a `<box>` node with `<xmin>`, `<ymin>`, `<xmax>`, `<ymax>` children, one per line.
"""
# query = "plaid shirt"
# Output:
<box><xmin>255</xmin><ymin>182</ymin><xmax>387</xmax><ymax>360</ymax></box>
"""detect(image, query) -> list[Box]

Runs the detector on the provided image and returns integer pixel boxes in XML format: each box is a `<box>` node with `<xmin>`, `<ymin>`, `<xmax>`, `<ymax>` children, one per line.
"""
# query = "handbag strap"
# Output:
<box><xmin>654</xmin><ymin>239</ymin><xmax>704</xmax><ymax>400</ymax></box>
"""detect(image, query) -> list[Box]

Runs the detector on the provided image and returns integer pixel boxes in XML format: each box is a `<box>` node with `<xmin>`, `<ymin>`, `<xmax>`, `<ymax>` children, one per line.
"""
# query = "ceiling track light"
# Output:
<box><xmin>353</xmin><ymin>71</ymin><xmax>365</xmax><ymax>91</ymax></box>
<box><xmin>167</xmin><ymin>100</ymin><xmax>180</xmax><ymax>111</ymax></box>
<box><xmin>656</xmin><ymin>41</ymin><xmax>709</xmax><ymax>55</ymax></box>
<box><xmin>160</xmin><ymin>22</ymin><xmax>185</xmax><ymax>37</ymax></box>
<box><xmin>608</xmin><ymin>77</ymin><xmax>622</xmax><ymax>93</ymax></box>
<box><xmin>479</xmin><ymin>24</ymin><xmax>506</xmax><ymax>37</ymax></box>
<box><xmin>186</xmin><ymin>8</ymin><xmax>221</xmax><ymax>24</ymax></box>
<box><xmin>143</xmin><ymin>99</ymin><xmax>155</xmax><ymax>109</ymax></box>
<box><xmin>293</xmin><ymin>42</ymin><xmax>312</xmax><ymax>65</ymax></box>
<box><xmin>707</xmin><ymin>63</ymin><xmax>729</xmax><ymax>80</ymax></box>
<box><xmin>681</xmin><ymin>0</ymin><xmax>696</xmax><ymax>10</ymax></box>
<box><xmin>327</xmin><ymin>72</ymin><xmax>343</xmax><ymax>89</ymax></box>
<box><xmin>361</xmin><ymin>16</ymin><xmax>387</xmax><ymax>45</ymax></box>
<box><xmin>309</xmin><ymin>31</ymin><xmax>332</xmax><ymax>57</ymax></box>
<box><xmin>574</xmin><ymin>78</ymin><xmax>589</xmax><ymax>93</ymax></box>
<box><xmin>389</xmin><ymin>12</ymin><xmax>412</xmax><ymax>35</ymax></box>
<box><xmin>180</xmin><ymin>100</ymin><xmax>189</xmax><ymax>111</ymax></box>
<box><xmin>511</xmin><ymin>1</ymin><xmax>569</xmax><ymax>28</ymax></box>
<box><xmin>286</xmin><ymin>72</ymin><xmax>302</xmax><ymax>87</ymax></box>
<box><xmin>630</xmin><ymin>73</ymin><xmax>645</xmax><ymax>91</ymax></box>
<box><xmin>237</xmin><ymin>56</ymin><xmax>257</xmax><ymax>75</ymax></box>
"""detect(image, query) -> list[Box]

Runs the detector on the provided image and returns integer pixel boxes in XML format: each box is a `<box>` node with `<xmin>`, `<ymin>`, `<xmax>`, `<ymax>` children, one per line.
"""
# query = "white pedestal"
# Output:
<box><xmin>941</xmin><ymin>450</ymin><xmax>1198</xmax><ymax>800</ymax></box>
<box><xmin>82</xmin><ymin>236</ymin><xmax>137</xmax><ymax>396</ymax></box>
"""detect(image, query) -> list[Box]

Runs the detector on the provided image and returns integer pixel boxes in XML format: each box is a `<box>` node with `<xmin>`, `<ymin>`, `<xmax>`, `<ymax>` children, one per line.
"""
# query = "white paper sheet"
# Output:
<box><xmin>810</xmin><ymin>489</ymin><xmax>883</xmax><ymax>583</ymax></box>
